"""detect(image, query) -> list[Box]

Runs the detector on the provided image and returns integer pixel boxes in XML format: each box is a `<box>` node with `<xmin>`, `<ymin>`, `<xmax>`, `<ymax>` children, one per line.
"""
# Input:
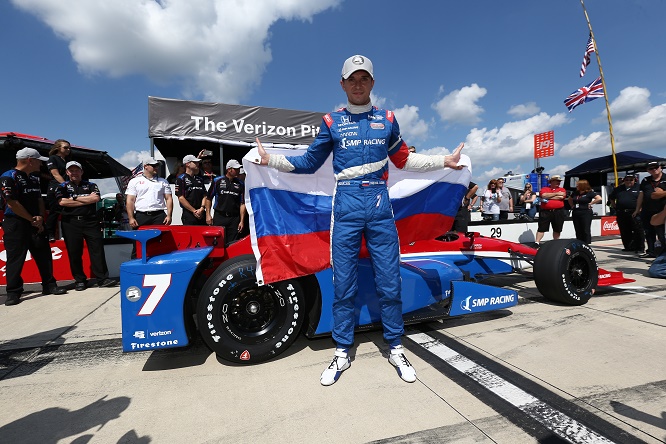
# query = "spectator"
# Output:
<box><xmin>166</xmin><ymin>160</ymin><xmax>184</xmax><ymax>184</ymax></box>
<box><xmin>56</xmin><ymin>161</ymin><xmax>116</xmax><ymax>291</ymax></box>
<box><xmin>0</xmin><ymin>148</ymin><xmax>67</xmax><ymax>305</ymax></box>
<box><xmin>481</xmin><ymin>179</ymin><xmax>501</xmax><ymax>221</ymax></box>
<box><xmin>648</xmin><ymin>206</ymin><xmax>666</xmax><ymax>278</ymax></box>
<box><xmin>113</xmin><ymin>193</ymin><xmax>130</xmax><ymax>231</ymax></box>
<box><xmin>518</xmin><ymin>183</ymin><xmax>537</xmax><ymax>221</ymax></box>
<box><xmin>634</xmin><ymin>161</ymin><xmax>666</xmax><ymax>258</ymax></box>
<box><xmin>568</xmin><ymin>179</ymin><xmax>601</xmax><ymax>244</ymax></box>
<box><xmin>237</xmin><ymin>167</ymin><xmax>246</xmax><ymax>186</ymax></box>
<box><xmin>200</xmin><ymin>157</ymin><xmax>217</xmax><ymax>185</ymax></box>
<box><xmin>496</xmin><ymin>178</ymin><xmax>513</xmax><ymax>220</ymax></box>
<box><xmin>451</xmin><ymin>181</ymin><xmax>478</xmax><ymax>232</ymax></box>
<box><xmin>175</xmin><ymin>155</ymin><xmax>206</xmax><ymax>225</ymax></box>
<box><xmin>45</xmin><ymin>139</ymin><xmax>71</xmax><ymax>241</ymax></box>
<box><xmin>205</xmin><ymin>159</ymin><xmax>246</xmax><ymax>246</ymax></box>
<box><xmin>125</xmin><ymin>157</ymin><xmax>173</xmax><ymax>258</ymax></box>
<box><xmin>609</xmin><ymin>173</ymin><xmax>644</xmax><ymax>254</ymax></box>
<box><xmin>236</xmin><ymin>166</ymin><xmax>250</xmax><ymax>238</ymax></box>
<box><xmin>255</xmin><ymin>54</ymin><xmax>465</xmax><ymax>386</ymax></box>
<box><xmin>535</xmin><ymin>175</ymin><xmax>567</xmax><ymax>245</ymax></box>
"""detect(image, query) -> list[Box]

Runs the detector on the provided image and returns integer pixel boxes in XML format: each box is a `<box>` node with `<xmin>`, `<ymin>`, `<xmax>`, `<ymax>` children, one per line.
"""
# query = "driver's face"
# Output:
<box><xmin>341</xmin><ymin>70</ymin><xmax>374</xmax><ymax>106</ymax></box>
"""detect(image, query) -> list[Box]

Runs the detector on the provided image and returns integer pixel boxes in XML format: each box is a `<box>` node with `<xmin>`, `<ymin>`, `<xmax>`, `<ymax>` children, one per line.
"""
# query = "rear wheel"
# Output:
<box><xmin>534</xmin><ymin>239</ymin><xmax>598</xmax><ymax>305</ymax></box>
<box><xmin>196</xmin><ymin>255</ymin><xmax>307</xmax><ymax>364</ymax></box>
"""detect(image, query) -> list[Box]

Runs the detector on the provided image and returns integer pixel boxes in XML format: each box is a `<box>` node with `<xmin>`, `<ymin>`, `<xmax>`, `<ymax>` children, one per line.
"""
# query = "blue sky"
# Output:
<box><xmin>2</xmin><ymin>0</ymin><xmax>665</xmax><ymax>192</ymax></box>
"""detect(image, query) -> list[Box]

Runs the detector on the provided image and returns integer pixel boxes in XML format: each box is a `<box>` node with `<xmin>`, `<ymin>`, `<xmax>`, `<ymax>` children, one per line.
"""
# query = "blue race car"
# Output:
<box><xmin>118</xmin><ymin>226</ymin><xmax>629</xmax><ymax>364</ymax></box>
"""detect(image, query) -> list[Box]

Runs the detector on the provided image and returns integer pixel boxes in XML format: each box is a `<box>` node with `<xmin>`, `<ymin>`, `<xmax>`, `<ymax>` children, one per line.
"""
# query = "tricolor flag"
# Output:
<box><xmin>580</xmin><ymin>34</ymin><xmax>595</xmax><ymax>77</ymax></box>
<box><xmin>243</xmin><ymin>148</ymin><xmax>471</xmax><ymax>285</ymax></box>
<box><xmin>563</xmin><ymin>76</ymin><xmax>604</xmax><ymax>112</ymax></box>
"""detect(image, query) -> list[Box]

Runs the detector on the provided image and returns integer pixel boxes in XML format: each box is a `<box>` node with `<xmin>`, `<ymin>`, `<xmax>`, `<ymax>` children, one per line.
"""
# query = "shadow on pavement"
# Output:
<box><xmin>0</xmin><ymin>395</ymin><xmax>147</xmax><ymax>444</ymax></box>
<box><xmin>610</xmin><ymin>400</ymin><xmax>666</xmax><ymax>441</ymax></box>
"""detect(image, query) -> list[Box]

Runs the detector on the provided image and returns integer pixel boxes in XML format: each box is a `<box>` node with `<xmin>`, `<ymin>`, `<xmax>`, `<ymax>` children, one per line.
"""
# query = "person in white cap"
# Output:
<box><xmin>125</xmin><ymin>157</ymin><xmax>173</xmax><ymax>258</ymax></box>
<box><xmin>0</xmin><ymin>148</ymin><xmax>68</xmax><ymax>305</ymax></box>
<box><xmin>255</xmin><ymin>54</ymin><xmax>465</xmax><ymax>386</ymax></box>
<box><xmin>175</xmin><ymin>154</ymin><xmax>206</xmax><ymax>225</ymax></box>
<box><xmin>535</xmin><ymin>175</ymin><xmax>567</xmax><ymax>244</ymax></box>
<box><xmin>55</xmin><ymin>161</ymin><xmax>116</xmax><ymax>291</ymax></box>
<box><xmin>204</xmin><ymin>159</ymin><xmax>246</xmax><ymax>245</ymax></box>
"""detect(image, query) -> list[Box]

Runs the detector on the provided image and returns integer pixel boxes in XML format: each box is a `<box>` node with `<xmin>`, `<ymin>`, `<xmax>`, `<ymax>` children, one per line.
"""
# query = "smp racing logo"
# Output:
<box><xmin>449</xmin><ymin>281</ymin><xmax>518</xmax><ymax>316</ymax></box>
<box><xmin>340</xmin><ymin>138</ymin><xmax>361</xmax><ymax>149</ymax></box>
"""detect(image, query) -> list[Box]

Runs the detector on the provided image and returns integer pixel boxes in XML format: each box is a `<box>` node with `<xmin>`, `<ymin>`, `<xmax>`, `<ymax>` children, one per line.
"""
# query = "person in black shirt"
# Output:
<box><xmin>56</xmin><ymin>161</ymin><xmax>115</xmax><ymax>291</ymax></box>
<box><xmin>609</xmin><ymin>173</ymin><xmax>644</xmax><ymax>253</ymax></box>
<box><xmin>1</xmin><ymin>148</ymin><xmax>67</xmax><ymax>305</ymax></box>
<box><xmin>175</xmin><ymin>155</ymin><xmax>206</xmax><ymax>225</ymax></box>
<box><xmin>45</xmin><ymin>139</ymin><xmax>71</xmax><ymax>241</ymax></box>
<box><xmin>633</xmin><ymin>161</ymin><xmax>666</xmax><ymax>258</ymax></box>
<box><xmin>567</xmin><ymin>179</ymin><xmax>601</xmax><ymax>244</ymax></box>
<box><xmin>205</xmin><ymin>159</ymin><xmax>246</xmax><ymax>245</ymax></box>
<box><xmin>451</xmin><ymin>181</ymin><xmax>478</xmax><ymax>233</ymax></box>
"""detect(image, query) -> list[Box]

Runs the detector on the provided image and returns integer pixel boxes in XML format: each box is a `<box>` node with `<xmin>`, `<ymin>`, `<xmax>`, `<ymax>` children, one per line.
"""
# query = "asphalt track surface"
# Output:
<box><xmin>0</xmin><ymin>237</ymin><xmax>665</xmax><ymax>443</ymax></box>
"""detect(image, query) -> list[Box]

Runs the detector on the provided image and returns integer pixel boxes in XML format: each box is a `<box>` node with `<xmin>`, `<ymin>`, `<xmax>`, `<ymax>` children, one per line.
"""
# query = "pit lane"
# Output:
<box><xmin>0</xmin><ymin>237</ymin><xmax>665</xmax><ymax>443</ymax></box>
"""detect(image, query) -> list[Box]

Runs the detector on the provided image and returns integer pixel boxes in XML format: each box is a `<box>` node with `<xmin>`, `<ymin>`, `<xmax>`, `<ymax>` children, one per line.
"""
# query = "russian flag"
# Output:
<box><xmin>243</xmin><ymin>148</ymin><xmax>471</xmax><ymax>285</ymax></box>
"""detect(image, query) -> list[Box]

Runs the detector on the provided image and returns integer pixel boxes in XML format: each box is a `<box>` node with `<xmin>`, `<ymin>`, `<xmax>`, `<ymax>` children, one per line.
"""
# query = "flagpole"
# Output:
<box><xmin>580</xmin><ymin>0</ymin><xmax>619</xmax><ymax>186</ymax></box>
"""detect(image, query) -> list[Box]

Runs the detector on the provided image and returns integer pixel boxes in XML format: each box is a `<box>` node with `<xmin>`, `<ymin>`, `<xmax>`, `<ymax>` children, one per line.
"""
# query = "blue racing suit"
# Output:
<box><xmin>269</xmin><ymin>105</ymin><xmax>445</xmax><ymax>348</ymax></box>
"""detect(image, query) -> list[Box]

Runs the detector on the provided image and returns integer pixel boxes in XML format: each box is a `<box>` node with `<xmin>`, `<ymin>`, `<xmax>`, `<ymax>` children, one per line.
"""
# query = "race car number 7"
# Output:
<box><xmin>138</xmin><ymin>274</ymin><xmax>173</xmax><ymax>316</ymax></box>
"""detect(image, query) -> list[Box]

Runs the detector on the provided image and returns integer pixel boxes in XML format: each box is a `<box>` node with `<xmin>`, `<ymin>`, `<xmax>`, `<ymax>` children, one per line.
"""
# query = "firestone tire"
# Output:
<box><xmin>196</xmin><ymin>255</ymin><xmax>306</xmax><ymax>364</ymax></box>
<box><xmin>533</xmin><ymin>239</ymin><xmax>598</xmax><ymax>306</ymax></box>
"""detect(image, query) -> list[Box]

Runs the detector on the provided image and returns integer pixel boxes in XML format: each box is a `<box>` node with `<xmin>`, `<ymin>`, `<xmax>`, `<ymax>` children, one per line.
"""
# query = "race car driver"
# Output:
<box><xmin>256</xmin><ymin>54</ymin><xmax>464</xmax><ymax>386</ymax></box>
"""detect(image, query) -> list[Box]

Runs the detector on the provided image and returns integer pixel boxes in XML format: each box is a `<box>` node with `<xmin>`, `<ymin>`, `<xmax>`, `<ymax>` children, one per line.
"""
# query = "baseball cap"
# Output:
<box><xmin>183</xmin><ymin>154</ymin><xmax>201</xmax><ymax>164</ymax></box>
<box><xmin>647</xmin><ymin>161</ymin><xmax>661</xmax><ymax>169</ymax></box>
<box><xmin>143</xmin><ymin>157</ymin><xmax>159</xmax><ymax>166</ymax></box>
<box><xmin>549</xmin><ymin>175</ymin><xmax>562</xmax><ymax>181</ymax></box>
<box><xmin>226</xmin><ymin>159</ymin><xmax>242</xmax><ymax>169</ymax></box>
<box><xmin>341</xmin><ymin>55</ymin><xmax>374</xmax><ymax>80</ymax></box>
<box><xmin>623</xmin><ymin>172</ymin><xmax>636</xmax><ymax>179</ymax></box>
<box><xmin>16</xmin><ymin>148</ymin><xmax>48</xmax><ymax>162</ymax></box>
<box><xmin>66</xmin><ymin>161</ymin><xmax>83</xmax><ymax>170</ymax></box>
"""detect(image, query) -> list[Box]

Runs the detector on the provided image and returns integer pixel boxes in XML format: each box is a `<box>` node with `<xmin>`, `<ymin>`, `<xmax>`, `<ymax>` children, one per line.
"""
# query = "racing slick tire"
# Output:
<box><xmin>196</xmin><ymin>255</ymin><xmax>306</xmax><ymax>364</ymax></box>
<box><xmin>534</xmin><ymin>239</ymin><xmax>598</xmax><ymax>306</ymax></box>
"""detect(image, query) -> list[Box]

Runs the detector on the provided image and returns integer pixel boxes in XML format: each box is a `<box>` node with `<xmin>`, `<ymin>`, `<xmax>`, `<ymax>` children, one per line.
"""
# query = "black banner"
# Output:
<box><xmin>148</xmin><ymin>97</ymin><xmax>325</xmax><ymax>145</ymax></box>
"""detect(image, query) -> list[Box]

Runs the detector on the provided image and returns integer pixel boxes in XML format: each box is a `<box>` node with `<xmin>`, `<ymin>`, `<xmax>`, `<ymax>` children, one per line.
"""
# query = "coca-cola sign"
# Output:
<box><xmin>601</xmin><ymin>216</ymin><xmax>620</xmax><ymax>235</ymax></box>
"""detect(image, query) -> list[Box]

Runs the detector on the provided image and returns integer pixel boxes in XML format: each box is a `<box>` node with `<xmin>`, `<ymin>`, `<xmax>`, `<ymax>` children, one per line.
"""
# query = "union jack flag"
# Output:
<box><xmin>563</xmin><ymin>76</ymin><xmax>604</xmax><ymax>112</ymax></box>
<box><xmin>580</xmin><ymin>34</ymin><xmax>595</xmax><ymax>77</ymax></box>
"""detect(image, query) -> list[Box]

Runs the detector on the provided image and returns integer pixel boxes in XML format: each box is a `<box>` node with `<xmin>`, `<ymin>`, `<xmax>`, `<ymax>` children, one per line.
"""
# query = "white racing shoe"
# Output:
<box><xmin>320</xmin><ymin>349</ymin><xmax>351</xmax><ymax>386</ymax></box>
<box><xmin>388</xmin><ymin>345</ymin><xmax>417</xmax><ymax>383</ymax></box>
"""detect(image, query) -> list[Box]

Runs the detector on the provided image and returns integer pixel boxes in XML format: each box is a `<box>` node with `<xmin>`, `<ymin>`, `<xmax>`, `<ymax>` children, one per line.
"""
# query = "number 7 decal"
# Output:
<box><xmin>138</xmin><ymin>274</ymin><xmax>172</xmax><ymax>316</ymax></box>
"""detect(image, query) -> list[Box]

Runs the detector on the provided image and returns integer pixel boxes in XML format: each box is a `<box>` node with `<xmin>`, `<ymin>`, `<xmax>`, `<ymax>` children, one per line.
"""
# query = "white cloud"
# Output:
<box><xmin>558</xmin><ymin>132</ymin><xmax>608</xmax><ymax>158</ymax></box>
<box><xmin>460</xmin><ymin>112</ymin><xmax>569</xmax><ymax>168</ymax></box>
<box><xmin>508</xmin><ymin>102</ymin><xmax>540</xmax><ymax>118</ymax></box>
<box><xmin>432</xmin><ymin>84</ymin><xmax>487</xmax><ymax>125</ymax></box>
<box><xmin>11</xmin><ymin>0</ymin><xmax>340</xmax><ymax>102</ymax></box>
<box><xmin>392</xmin><ymin>105</ymin><xmax>429</xmax><ymax>141</ymax></box>
<box><xmin>118</xmin><ymin>150</ymin><xmax>152</xmax><ymax>168</ymax></box>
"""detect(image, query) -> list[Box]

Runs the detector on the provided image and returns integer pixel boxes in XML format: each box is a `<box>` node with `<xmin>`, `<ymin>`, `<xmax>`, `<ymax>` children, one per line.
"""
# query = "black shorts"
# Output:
<box><xmin>538</xmin><ymin>208</ymin><xmax>566</xmax><ymax>233</ymax></box>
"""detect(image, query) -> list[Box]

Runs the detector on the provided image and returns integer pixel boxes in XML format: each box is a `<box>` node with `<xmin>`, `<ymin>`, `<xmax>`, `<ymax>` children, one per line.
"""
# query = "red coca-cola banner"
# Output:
<box><xmin>600</xmin><ymin>216</ymin><xmax>620</xmax><ymax>236</ymax></box>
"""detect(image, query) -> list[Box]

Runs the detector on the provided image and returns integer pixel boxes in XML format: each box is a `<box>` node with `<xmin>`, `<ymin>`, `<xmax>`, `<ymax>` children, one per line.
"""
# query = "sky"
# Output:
<box><xmin>2</xmin><ymin>0</ymin><xmax>665</xmax><ymax>194</ymax></box>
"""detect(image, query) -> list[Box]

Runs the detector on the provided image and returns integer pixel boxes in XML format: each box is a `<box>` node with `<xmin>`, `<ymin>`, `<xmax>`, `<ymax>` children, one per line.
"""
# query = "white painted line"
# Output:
<box><xmin>408</xmin><ymin>332</ymin><xmax>616</xmax><ymax>444</ymax></box>
<box><xmin>624</xmin><ymin>290</ymin><xmax>666</xmax><ymax>300</ymax></box>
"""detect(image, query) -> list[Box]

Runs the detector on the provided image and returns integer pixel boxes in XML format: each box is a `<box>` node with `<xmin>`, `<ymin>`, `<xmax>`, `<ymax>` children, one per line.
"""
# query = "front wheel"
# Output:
<box><xmin>196</xmin><ymin>255</ymin><xmax>307</xmax><ymax>364</ymax></box>
<box><xmin>533</xmin><ymin>239</ymin><xmax>598</xmax><ymax>305</ymax></box>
